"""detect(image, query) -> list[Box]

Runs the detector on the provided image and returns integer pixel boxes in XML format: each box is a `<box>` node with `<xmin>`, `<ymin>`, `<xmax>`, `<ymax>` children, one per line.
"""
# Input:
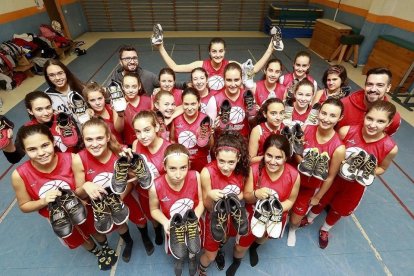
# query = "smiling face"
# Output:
<box><xmin>364</xmin><ymin>73</ymin><xmax>391</xmax><ymax>104</ymax></box>
<box><xmin>164</xmin><ymin>154</ymin><xmax>189</xmax><ymax>186</ymax></box>
<box><xmin>122</xmin><ymin>75</ymin><xmax>141</xmax><ymax>101</ymax></box>
<box><xmin>133</xmin><ymin>117</ymin><xmax>158</xmax><ymax>147</ymax></box>
<box><xmin>294</xmin><ymin>84</ymin><xmax>314</xmax><ymax>109</ymax></box>
<box><xmin>159</xmin><ymin>73</ymin><xmax>175</xmax><ymax>92</ymax></box>
<box><xmin>209</xmin><ymin>42</ymin><xmax>225</xmax><ymax>64</ymax></box>
<box><xmin>46</xmin><ymin>65</ymin><xmax>67</xmax><ymax>89</ymax></box>
<box><xmin>183</xmin><ymin>93</ymin><xmax>200</xmax><ymax>118</ymax></box>
<box><xmin>318</xmin><ymin>103</ymin><xmax>343</xmax><ymax>130</ymax></box>
<box><xmin>265</xmin><ymin>61</ymin><xmax>282</xmax><ymax>84</ymax></box>
<box><xmin>264</xmin><ymin>146</ymin><xmax>286</xmax><ymax>173</ymax></box>
<box><xmin>264</xmin><ymin>102</ymin><xmax>285</xmax><ymax>129</ymax></box>
<box><xmin>120</xmin><ymin>50</ymin><xmax>139</xmax><ymax>72</ymax></box>
<box><xmin>363</xmin><ymin>108</ymin><xmax>391</xmax><ymax>136</ymax></box>
<box><xmin>28</xmin><ymin>97</ymin><xmax>54</xmax><ymax>124</ymax></box>
<box><xmin>23</xmin><ymin>133</ymin><xmax>55</xmax><ymax>166</ymax></box>
<box><xmin>192</xmin><ymin>70</ymin><xmax>208</xmax><ymax>92</ymax></box>
<box><xmin>224</xmin><ymin>68</ymin><xmax>242</xmax><ymax>96</ymax></box>
<box><xmin>82</xmin><ymin>124</ymin><xmax>110</xmax><ymax>158</ymax></box>
<box><xmin>293</xmin><ymin>55</ymin><xmax>310</xmax><ymax>79</ymax></box>
<box><xmin>155</xmin><ymin>93</ymin><xmax>176</xmax><ymax>119</ymax></box>
<box><xmin>86</xmin><ymin>90</ymin><xmax>106</xmax><ymax>113</ymax></box>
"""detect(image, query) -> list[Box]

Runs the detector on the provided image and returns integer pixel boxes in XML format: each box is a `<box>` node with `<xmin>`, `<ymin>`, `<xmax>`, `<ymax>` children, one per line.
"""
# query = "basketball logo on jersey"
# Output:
<box><xmin>200</xmin><ymin>102</ymin><xmax>207</xmax><ymax>114</ymax></box>
<box><xmin>229</xmin><ymin>106</ymin><xmax>245</xmax><ymax>124</ymax></box>
<box><xmin>147</xmin><ymin>161</ymin><xmax>160</xmax><ymax>178</ymax></box>
<box><xmin>170</xmin><ymin>198</ymin><xmax>194</xmax><ymax>217</ymax></box>
<box><xmin>93</xmin><ymin>172</ymin><xmax>113</xmax><ymax>188</ymax></box>
<box><xmin>222</xmin><ymin>184</ymin><xmax>241</xmax><ymax>195</ymax></box>
<box><xmin>178</xmin><ymin>130</ymin><xmax>197</xmax><ymax>148</ymax></box>
<box><xmin>208</xmin><ymin>75</ymin><xmax>224</xmax><ymax>91</ymax></box>
<box><xmin>54</xmin><ymin>136</ymin><xmax>68</xmax><ymax>152</ymax></box>
<box><xmin>38</xmin><ymin>180</ymin><xmax>71</xmax><ymax>198</ymax></box>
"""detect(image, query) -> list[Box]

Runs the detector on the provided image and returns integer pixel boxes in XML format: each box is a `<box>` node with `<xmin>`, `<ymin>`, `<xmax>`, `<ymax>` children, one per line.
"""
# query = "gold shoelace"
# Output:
<box><xmin>186</xmin><ymin>220</ymin><xmax>198</xmax><ymax>239</ymax></box>
<box><xmin>173</xmin><ymin>224</ymin><xmax>186</xmax><ymax>244</ymax></box>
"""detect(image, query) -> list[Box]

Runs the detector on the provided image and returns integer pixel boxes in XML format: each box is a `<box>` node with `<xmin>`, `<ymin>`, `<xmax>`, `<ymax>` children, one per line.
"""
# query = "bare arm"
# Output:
<box><xmin>113</xmin><ymin>109</ymin><xmax>125</xmax><ymax>133</ymax></box>
<box><xmin>249</xmin><ymin>125</ymin><xmax>262</xmax><ymax>163</ymax></box>
<box><xmin>312</xmin><ymin>89</ymin><xmax>324</xmax><ymax>106</ymax></box>
<box><xmin>281</xmin><ymin>173</ymin><xmax>300</xmax><ymax>211</ymax></box>
<box><xmin>169</xmin><ymin>121</ymin><xmax>176</xmax><ymax>142</ymax></box>
<box><xmin>338</xmin><ymin>126</ymin><xmax>350</xmax><ymax>140</ymax></box>
<box><xmin>253</xmin><ymin>39</ymin><xmax>274</xmax><ymax>73</ymax></box>
<box><xmin>157</xmin><ymin>43</ymin><xmax>203</xmax><ymax>72</ymax></box>
<box><xmin>194</xmin><ymin>172</ymin><xmax>205</xmax><ymax>219</ymax></box>
<box><xmin>72</xmin><ymin>153</ymin><xmax>106</xmax><ymax>199</ymax></box>
<box><xmin>375</xmin><ymin>145</ymin><xmax>398</xmax><ymax>176</ymax></box>
<box><xmin>242</xmin><ymin>168</ymin><xmax>256</xmax><ymax>204</ymax></box>
<box><xmin>149</xmin><ymin>183</ymin><xmax>170</xmax><ymax>234</ymax></box>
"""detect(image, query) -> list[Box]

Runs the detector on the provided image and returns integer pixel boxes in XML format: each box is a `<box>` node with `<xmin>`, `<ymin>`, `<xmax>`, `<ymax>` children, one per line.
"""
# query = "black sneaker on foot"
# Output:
<box><xmin>183</xmin><ymin>209</ymin><xmax>201</xmax><ymax>254</ymax></box>
<box><xmin>58</xmin><ymin>188</ymin><xmax>87</xmax><ymax>225</ymax></box>
<box><xmin>142</xmin><ymin>236</ymin><xmax>155</xmax><ymax>256</ymax></box>
<box><xmin>122</xmin><ymin>241</ymin><xmax>133</xmax><ymax>263</ymax></box>
<box><xmin>104</xmin><ymin>189</ymin><xmax>130</xmax><ymax>225</ymax></box>
<box><xmin>169</xmin><ymin>213</ymin><xmax>188</xmax><ymax>260</ymax></box>
<box><xmin>249</xmin><ymin>246</ymin><xmax>259</xmax><ymax>267</ymax></box>
<box><xmin>226</xmin><ymin>258</ymin><xmax>241</xmax><ymax>276</ymax></box>
<box><xmin>130</xmin><ymin>153</ymin><xmax>153</xmax><ymax>189</ymax></box>
<box><xmin>91</xmin><ymin>198</ymin><xmax>113</xmax><ymax>234</ymax></box>
<box><xmin>227</xmin><ymin>193</ymin><xmax>248</xmax><ymax>236</ymax></box>
<box><xmin>103</xmin><ymin>245</ymin><xmax>118</xmax><ymax>266</ymax></box>
<box><xmin>48</xmin><ymin>200</ymin><xmax>73</xmax><ymax>238</ymax></box>
<box><xmin>110</xmin><ymin>155</ymin><xmax>130</xmax><ymax>194</ymax></box>
<box><xmin>97</xmin><ymin>251</ymin><xmax>111</xmax><ymax>271</ymax></box>
<box><xmin>215</xmin><ymin>249</ymin><xmax>225</xmax><ymax>271</ymax></box>
<box><xmin>210</xmin><ymin>198</ymin><xmax>228</xmax><ymax>242</ymax></box>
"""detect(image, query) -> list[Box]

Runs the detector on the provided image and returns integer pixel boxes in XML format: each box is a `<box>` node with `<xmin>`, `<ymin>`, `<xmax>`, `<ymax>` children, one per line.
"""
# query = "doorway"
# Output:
<box><xmin>43</xmin><ymin>0</ymin><xmax>71</xmax><ymax>39</ymax></box>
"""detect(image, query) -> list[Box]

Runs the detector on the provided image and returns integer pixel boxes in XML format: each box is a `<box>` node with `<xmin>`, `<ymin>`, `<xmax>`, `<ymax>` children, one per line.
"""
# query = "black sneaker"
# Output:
<box><xmin>91</xmin><ymin>197</ymin><xmax>114</xmax><ymax>234</ymax></box>
<box><xmin>183</xmin><ymin>209</ymin><xmax>201</xmax><ymax>254</ymax></box>
<box><xmin>130</xmin><ymin>153</ymin><xmax>153</xmax><ymax>189</ymax></box>
<box><xmin>319</xmin><ymin>228</ymin><xmax>329</xmax><ymax>249</ymax></box>
<box><xmin>104</xmin><ymin>188</ymin><xmax>130</xmax><ymax>225</ymax></box>
<box><xmin>58</xmin><ymin>188</ymin><xmax>87</xmax><ymax>225</ymax></box>
<box><xmin>219</xmin><ymin>100</ymin><xmax>231</xmax><ymax>129</ymax></box>
<box><xmin>313</xmin><ymin>152</ymin><xmax>330</xmax><ymax>181</ymax></box>
<box><xmin>281</xmin><ymin>126</ymin><xmax>294</xmax><ymax>157</ymax></box>
<box><xmin>339</xmin><ymin>150</ymin><xmax>367</xmax><ymax>181</ymax></box>
<box><xmin>298</xmin><ymin>148</ymin><xmax>319</xmax><ymax>177</ymax></box>
<box><xmin>48</xmin><ymin>200</ymin><xmax>73</xmax><ymax>238</ymax></box>
<box><xmin>226</xmin><ymin>193</ymin><xmax>248</xmax><ymax>236</ymax></box>
<box><xmin>210</xmin><ymin>198</ymin><xmax>229</xmax><ymax>242</ymax></box>
<box><xmin>68</xmin><ymin>90</ymin><xmax>90</xmax><ymax>124</ymax></box>
<box><xmin>356</xmin><ymin>154</ymin><xmax>377</xmax><ymax>186</ymax></box>
<box><xmin>56</xmin><ymin>112</ymin><xmax>79</xmax><ymax>147</ymax></box>
<box><xmin>110</xmin><ymin>156</ymin><xmax>130</xmax><ymax>194</ymax></box>
<box><xmin>243</xmin><ymin>90</ymin><xmax>257</xmax><ymax>117</ymax></box>
<box><xmin>215</xmin><ymin>249</ymin><xmax>225</xmax><ymax>271</ymax></box>
<box><xmin>169</xmin><ymin>213</ymin><xmax>188</xmax><ymax>260</ymax></box>
<box><xmin>292</xmin><ymin>123</ymin><xmax>304</xmax><ymax>155</ymax></box>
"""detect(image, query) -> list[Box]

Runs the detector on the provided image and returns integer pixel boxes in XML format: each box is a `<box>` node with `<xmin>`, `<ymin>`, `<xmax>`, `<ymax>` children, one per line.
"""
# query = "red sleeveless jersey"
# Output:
<box><xmin>256</xmin><ymin>122</ymin><xmax>283</xmax><ymax>156</ymax></box>
<box><xmin>203</xmin><ymin>59</ymin><xmax>229</xmax><ymax>93</ymax></box>
<box><xmin>78</xmin><ymin>148</ymin><xmax>117</xmax><ymax>188</ymax></box>
<box><xmin>16</xmin><ymin>152</ymin><xmax>75</xmax><ymax>217</ymax></box>
<box><xmin>200</xmin><ymin>91</ymin><xmax>215</xmax><ymax>115</ymax></box>
<box><xmin>155</xmin><ymin>170</ymin><xmax>199</xmax><ymax>219</ymax></box>
<box><xmin>301</xmin><ymin>125</ymin><xmax>343</xmax><ymax>188</ymax></box>
<box><xmin>135</xmin><ymin>138</ymin><xmax>171</xmax><ymax>178</ymax></box>
<box><xmin>280</xmin><ymin>72</ymin><xmax>316</xmax><ymax>89</ymax></box>
<box><xmin>124</xmin><ymin>95</ymin><xmax>152</xmax><ymax>145</ymax></box>
<box><xmin>205</xmin><ymin>160</ymin><xmax>245</xmax><ymax>195</ymax></box>
<box><xmin>292</xmin><ymin>105</ymin><xmax>311</xmax><ymax>123</ymax></box>
<box><xmin>102</xmin><ymin>104</ymin><xmax>123</xmax><ymax>143</ymax></box>
<box><xmin>172</xmin><ymin>88</ymin><xmax>183</xmax><ymax>106</ymax></box>
<box><xmin>254</xmin><ymin>80</ymin><xmax>286</xmax><ymax>105</ymax></box>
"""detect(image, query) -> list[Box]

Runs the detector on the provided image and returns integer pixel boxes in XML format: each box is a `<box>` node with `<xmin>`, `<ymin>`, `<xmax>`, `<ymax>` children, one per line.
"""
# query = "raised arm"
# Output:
<box><xmin>157</xmin><ymin>43</ymin><xmax>203</xmax><ymax>73</ymax></box>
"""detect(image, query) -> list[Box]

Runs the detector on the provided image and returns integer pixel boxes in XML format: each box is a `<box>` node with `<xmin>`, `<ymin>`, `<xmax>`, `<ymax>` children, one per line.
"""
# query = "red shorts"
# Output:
<box><xmin>61</xmin><ymin>205</ymin><xmax>96</xmax><ymax>249</ymax></box>
<box><xmin>292</xmin><ymin>186</ymin><xmax>318</xmax><ymax>216</ymax></box>
<box><xmin>135</xmin><ymin>186</ymin><xmax>153</xmax><ymax>221</ymax></box>
<box><xmin>123</xmin><ymin>190</ymin><xmax>147</xmax><ymax>225</ymax></box>
<box><xmin>203</xmin><ymin>212</ymin><xmax>238</xmax><ymax>252</ymax></box>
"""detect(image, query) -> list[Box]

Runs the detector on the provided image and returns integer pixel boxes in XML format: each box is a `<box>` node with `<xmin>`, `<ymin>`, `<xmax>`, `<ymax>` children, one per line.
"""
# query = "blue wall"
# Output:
<box><xmin>0</xmin><ymin>11</ymin><xmax>50</xmax><ymax>40</ymax></box>
<box><xmin>61</xmin><ymin>1</ymin><xmax>88</xmax><ymax>39</ymax></box>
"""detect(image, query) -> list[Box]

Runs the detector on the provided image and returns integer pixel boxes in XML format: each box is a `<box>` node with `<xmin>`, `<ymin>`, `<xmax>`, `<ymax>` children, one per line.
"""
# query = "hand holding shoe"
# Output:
<box><xmin>254</xmin><ymin>188</ymin><xmax>272</xmax><ymax>200</ymax></box>
<box><xmin>83</xmin><ymin>181</ymin><xmax>107</xmax><ymax>200</ymax></box>
<box><xmin>208</xmin><ymin>189</ymin><xmax>225</xmax><ymax>202</ymax></box>
<box><xmin>43</xmin><ymin>190</ymin><xmax>62</xmax><ymax>205</ymax></box>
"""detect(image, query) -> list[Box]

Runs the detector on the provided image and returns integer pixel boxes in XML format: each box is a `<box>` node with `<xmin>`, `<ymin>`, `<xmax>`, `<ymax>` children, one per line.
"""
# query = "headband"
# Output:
<box><xmin>163</xmin><ymin>152</ymin><xmax>189</xmax><ymax>163</ymax></box>
<box><xmin>216</xmin><ymin>146</ymin><xmax>239</xmax><ymax>154</ymax></box>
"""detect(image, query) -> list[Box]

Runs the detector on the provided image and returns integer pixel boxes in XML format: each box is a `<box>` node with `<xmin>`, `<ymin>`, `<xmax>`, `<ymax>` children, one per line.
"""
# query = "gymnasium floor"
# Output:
<box><xmin>0</xmin><ymin>32</ymin><xmax>413</xmax><ymax>276</ymax></box>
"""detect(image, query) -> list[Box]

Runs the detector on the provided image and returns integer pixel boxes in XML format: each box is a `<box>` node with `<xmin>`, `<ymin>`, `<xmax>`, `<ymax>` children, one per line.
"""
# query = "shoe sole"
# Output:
<box><xmin>95</xmin><ymin>223</ymin><xmax>113</xmax><ymax>234</ymax></box>
<box><xmin>112</xmin><ymin>210</ymin><xmax>130</xmax><ymax>226</ymax></box>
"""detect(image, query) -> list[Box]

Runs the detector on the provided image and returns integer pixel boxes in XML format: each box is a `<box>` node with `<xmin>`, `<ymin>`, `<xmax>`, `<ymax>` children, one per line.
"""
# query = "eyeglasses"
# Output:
<box><xmin>47</xmin><ymin>71</ymin><xmax>65</xmax><ymax>79</ymax></box>
<box><xmin>121</xmin><ymin>56</ymin><xmax>138</xmax><ymax>62</ymax></box>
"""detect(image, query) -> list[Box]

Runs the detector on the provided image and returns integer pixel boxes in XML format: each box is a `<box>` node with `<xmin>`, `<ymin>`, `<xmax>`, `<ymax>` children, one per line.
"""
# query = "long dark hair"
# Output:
<box><xmin>24</xmin><ymin>91</ymin><xmax>52</xmax><ymax>120</ymax></box>
<box><xmin>122</xmin><ymin>72</ymin><xmax>146</xmax><ymax>96</ymax></box>
<box><xmin>16</xmin><ymin>124</ymin><xmax>54</xmax><ymax>152</ymax></box>
<box><xmin>43</xmin><ymin>59</ymin><xmax>84</xmax><ymax>93</ymax></box>
<box><xmin>252</xmin><ymin>97</ymin><xmax>284</xmax><ymax>127</ymax></box>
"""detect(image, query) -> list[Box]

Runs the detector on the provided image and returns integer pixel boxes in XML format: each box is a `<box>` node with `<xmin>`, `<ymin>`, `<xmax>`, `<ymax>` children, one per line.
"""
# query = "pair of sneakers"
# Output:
<box><xmin>298</xmin><ymin>148</ymin><xmax>330</xmax><ymax>181</ymax></box>
<box><xmin>169</xmin><ymin>209</ymin><xmax>201</xmax><ymax>260</ymax></box>
<box><xmin>219</xmin><ymin>100</ymin><xmax>232</xmax><ymax>130</ymax></box>
<box><xmin>48</xmin><ymin>188</ymin><xmax>87</xmax><ymax>238</ymax></box>
<box><xmin>151</xmin><ymin>24</ymin><xmax>163</xmax><ymax>46</ymax></box>
<box><xmin>91</xmin><ymin>188</ymin><xmax>130</xmax><ymax>234</ymax></box>
<box><xmin>107</xmin><ymin>80</ymin><xmax>127</xmax><ymax>112</ymax></box>
<box><xmin>339</xmin><ymin>150</ymin><xmax>377</xmax><ymax>186</ymax></box>
<box><xmin>210</xmin><ymin>193</ymin><xmax>248</xmax><ymax>243</ymax></box>
<box><xmin>111</xmin><ymin>153</ymin><xmax>153</xmax><ymax>194</ymax></box>
<box><xmin>304</xmin><ymin>103</ymin><xmax>322</xmax><ymax>126</ymax></box>
<box><xmin>251</xmin><ymin>195</ymin><xmax>284</xmax><ymax>238</ymax></box>
<box><xmin>196</xmin><ymin>115</ymin><xmax>212</xmax><ymax>148</ymax></box>
<box><xmin>68</xmin><ymin>90</ymin><xmax>90</xmax><ymax>124</ymax></box>
<box><xmin>56</xmin><ymin>112</ymin><xmax>79</xmax><ymax>148</ymax></box>
<box><xmin>0</xmin><ymin>115</ymin><xmax>14</xmax><ymax>150</ymax></box>
<box><xmin>270</xmin><ymin>26</ymin><xmax>284</xmax><ymax>51</ymax></box>
<box><xmin>281</xmin><ymin>123</ymin><xmax>304</xmax><ymax>156</ymax></box>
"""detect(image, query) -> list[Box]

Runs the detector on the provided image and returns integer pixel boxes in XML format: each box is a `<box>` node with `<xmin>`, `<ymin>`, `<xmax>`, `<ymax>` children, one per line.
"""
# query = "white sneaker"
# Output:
<box><xmin>68</xmin><ymin>91</ymin><xmax>90</xmax><ymax>124</ymax></box>
<box><xmin>339</xmin><ymin>150</ymin><xmax>366</xmax><ymax>181</ymax></box>
<box><xmin>107</xmin><ymin>80</ymin><xmax>127</xmax><ymax>112</ymax></box>
<box><xmin>356</xmin><ymin>154</ymin><xmax>377</xmax><ymax>186</ymax></box>
<box><xmin>242</xmin><ymin>59</ymin><xmax>255</xmax><ymax>89</ymax></box>
<box><xmin>251</xmin><ymin>199</ymin><xmax>272</xmax><ymax>238</ymax></box>
<box><xmin>287</xmin><ymin>227</ymin><xmax>297</xmax><ymax>247</ymax></box>
<box><xmin>267</xmin><ymin>196</ymin><xmax>283</xmax><ymax>238</ymax></box>
<box><xmin>151</xmin><ymin>24</ymin><xmax>163</xmax><ymax>46</ymax></box>
<box><xmin>271</xmin><ymin>26</ymin><xmax>284</xmax><ymax>51</ymax></box>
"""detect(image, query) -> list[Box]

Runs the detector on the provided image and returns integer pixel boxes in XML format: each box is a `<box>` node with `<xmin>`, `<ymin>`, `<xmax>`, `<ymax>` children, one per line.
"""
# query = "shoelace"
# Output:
<box><xmin>349</xmin><ymin>154</ymin><xmax>366</xmax><ymax>172</ymax></box>
<box><xmin>105</xmin><ymin>195</ymin><xmax>122</xmax><ymax>212</ymax></box>
<box><xmin>115</xmin><ymin>163</ymin><xmax>129</xmax><ymax>182</ymax></box>
<box><xmin>245</xmin><ymin>97</ymin><xmax>254</xmax><ymax>110</ymax></box>
<box><xmin>361</xmin><ymin>159</ymin><xmax>376</xmax><ymax>179</ymax></box>
<box><xmin>59</xmin><ymin>125</ymin><xmax>74</xmax><ymax>137</ymax></box>
<box><xmin>221</xmin><ymin>110</ymin><xmax>230</xmax><ymax>123</ymax></box>
<box><xmin>93</xmin><ymin>201</ymin><xmax>111</xmax><ymax>219</ymax></box>
<box><xmin>303</xmin><ymin>151</ymin><xmax>317</xmax><ymax>170</ymax></box>
<box><xmin>59</xmin><ymin>194</ymin><xmax>79</xmax><ymax>214</ymax></box>
<box><xmin>186</xmin><ymin>220</ymin><xmax>198</xmax><ymax>239</ymax></box>
<box><xmin>173</xmin><ymin>224</ymin><xmax>186</xmax><ymax>244</ymax></box>
<box><xmin>110</xmin><ymin>89</ymin><xmax>123</xmax><ymax>100</ymax></box>
<box><xmin>231</xmin><ymin>209</ymin><xmax>244</xmax><ymax>225</ymax></box>
<box><xmin>134</xmin><ymin>160</ymin><xmax>147</xmax><ymax>180</ymax></box>
<box><xmin>307</xmin><ymin>113</ymin><xmax>318</xmax><ymax>124</ymax></box>
<box><xmin>199</xmin><ymin>123</ymin><xmax>209</xmax><ymax>140</ymax></box>
<box><xmin>51</xmin><ymin>207</ymin><xmax>67</xmax><ymax>223</ymax></box>
<box><xmin>315</xmin><ymin>155</ymin><xmax>328</xmax><ymax>175</ymax></box>
<box><xmin>215</xmin><ymin>212</ymin><xmax>228</xmax><ymax>233</ymax></box>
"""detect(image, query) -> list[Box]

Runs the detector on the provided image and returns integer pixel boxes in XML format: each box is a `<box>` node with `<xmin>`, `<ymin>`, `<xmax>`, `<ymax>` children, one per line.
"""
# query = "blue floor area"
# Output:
<box><xmin>0</xmin><ymin>37</ymin><xmax>413</xmax><ymax>275</ymax></box>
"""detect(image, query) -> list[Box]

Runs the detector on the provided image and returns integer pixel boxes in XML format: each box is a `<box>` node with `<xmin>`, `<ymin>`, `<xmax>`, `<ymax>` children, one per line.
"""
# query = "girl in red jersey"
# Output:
<box><xmin>209</xmin><ymin>63</ymin><xmax>250</xmax><ymax>137</ymax></box>
<box><xmin>287</xmin><ymin>98</ymin><xmax>346</xmax><ymax>247</ymax></box>
<box><xmin>199</xmin><ymin>130</ymin><xmax>250</xmax><ymax>275</ymax></box>
<box><xmin>312</xmin><ymin>65</ymin><xmax>350</xmax><ymax>105</ymax></box>
<box><xmin>122</xmin><ymin>72</ymin><xmax>153</xmax><ymax>145</ymax></box>
<box><xmin>284</xmin><ymin>79</ymin><xmax>316</xmax><ymax>127</ymax></box>
<box><xmin>132</xmin><ymin>110</ymin><xmax>171</xmax><ymax>249</ymax></box>
<box><xmin>191</xmin><ymin>67</ymin><xmax>216</xmax><ymax>115</ymax></box>
<box><xmin>280</xmin><ymin>51</ymin><xmax>318</xmax><ymax>100</ymax></box>
<box><xmin>249</xmin><ymin>98</ymin><xmax>285</xmax><ymax>163</ymax></box>
<box><xmin>302</xmin><ymin>101</ymin><xmax>398</xmax><ymax>249</ymax></box>
<box><xmin>149</xmin><ymin>144</ymin><xmax>204</xmax><ymax>276</ymax></box>
<box><xmin>155</xmin><ymin>68</ymin><xmax>184</xmax><ymax>105</ymax></box>
<box><xmin>227</xmin><ymin>134</ymin><xmax>300</xmax><ymax>275</ymax></box>
<box><xmin>82</xmin><ymin>82</ymin><xmax>124</xmax><ymax>143</ymax></box>
<box><xmin>251</xmin><ymin>58</ymin><xmax>286</xmax><ymax>105</ymax></box>
<box><xmin>11</xmin><ymin>124</ymin><xmax>117</xmax><ymax>270</ymax></box>
<box><xmin>156</xmin><ymin>37</ymin><xmax>274</xmax><ymax>93</ymax></box>
<box><xmin>171</xmin><ymin>87</ymin><xmax>212</xmax><ymax>172</ymax></box>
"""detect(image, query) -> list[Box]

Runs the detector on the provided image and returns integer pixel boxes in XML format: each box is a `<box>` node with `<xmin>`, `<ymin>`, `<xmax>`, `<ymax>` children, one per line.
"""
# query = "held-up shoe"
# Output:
<box><xmin>243</xmin><ymin>89</ymin><xmax>257</xmax><ymax>117</ymax></box>
<box><xmin>281</xmin><ymin>126</ymin><xmax>294</xmax><ymax>157</ymax></box>
<box><xmin>210</xmin><ymin>198</ymin><xmax>229</xmax><ymax>242</ymax></box>
<box><xmin>319</xmin><ymin>228</ymin><xmax>329</xmax><ymax>249</ymax></box>
<box><xmin>0</xmin><ymin>115</ymin><xmax>14</xmax><ymax>150</ymax></box>
<box><xmin>104</xmin><ymin>188</ymin><xmax>130</xmax><ymax>225</ymax></box>
<box><xmin>356</xmin><ymin>154</ymin><xmax>377</xmax><ymax>186</ymax></box>
<box><xmin>219</xmin><ymin>100</ymin><xmax>231</xmax><ymax>129</ymax></box>
<box><xmin>242</xmin><ymin>59</ymin><xmax>255</xmax><ymax>89</ymax></box>
<box><xmin>313</xmin><ymin>152</ymin><xmax>330</xmax><ymax>181</ymax></box>
<box><xmin>292</xmin><ymin>123</ymin><xmax>304</xmax><ymax>155</ymax></box>
<box><xmin>339</xmin><ymin>150</ymin><xmax>367</xmax><ymax>181</ymax></box>
<box><xmin>58</xmin><ymin>188</ymin><xmax>87</xmax><ymax>225</ymax></box>
<box><xmin>250</xmin><ymin>199</ymin><xmax>272</xmax><ymax>238</ymax></box>
<box><xmin>283</xmin><ymin>98</ymin><xmax>294</xmax><ymax>123</ymax></box>
<box><xmin>169</xmin><ymin>213</ymin><xmax>188</xmax><ymax>260</ymax></box>
<box><xmin>110</xmin><ymin>156</ymin><xmax>130</xmax><ymax>194</ymax></box>
<box><xmin>108</xmin><ymin>80</ymin><xmax>126</xmax><ymax>112</ymax></box>
<box><xmin>267</xmin><ymin>196</ymin><xmax>284</xmax><ymax>238</ymax></box>
<box><xmin>156</xmin><ymin>111</ymin><xmax>168</xmax><ymax>140</ymax></box>
<box><xmin>151</xmin><ymin>24</ymin><xmax>163</xmax><ymax>46</ymax></box>
<box><xmin>270</xmin><ymin>26</ymin><xmax>284</xmax><ymax>51</ymax></box>
<box><xmin>298</xmin><ymin>148</ymin><xmax>319</xmax><ymax>177</ymax></box>
<box><xmin>56</xmin><ymin>112</ymin><xmax>79</xmax><ymax>147</ymax></box>
<box><xmin>68</xmin><ymin>90</ymin><xmax>90</xmax><ymax>124</ymax></box>
<box><xmin>48</xmin><ymin>200</ymin><xmax>73</xmax><ymax>238</ymax></box>
<box><xmin>130</xmin><ymin>153</ymin><xmax>153</xmax><ymax>189</ymax></box>
<box><xmin>91</xmin><ymin>197</ymin><xmax>114</xmax><ymax>234</ymax></box>
<box><xmin>226</xmin><ymin>193</ymin><xmax>248</xmax><ymax>236</ymax></box>
<box><xmin>196</xmin><ymin>115</ymin><xmax>211</xmax><ymax>148</ymax></box>
<box><xmin>183</xmin><ymin>209</ymin><xmax>201</xmax><ymax>254</ymax></box>
<box><xmin>304</xmin><ymin>103</ymin><xmax>321</xmax><ymax>126</ymax></box>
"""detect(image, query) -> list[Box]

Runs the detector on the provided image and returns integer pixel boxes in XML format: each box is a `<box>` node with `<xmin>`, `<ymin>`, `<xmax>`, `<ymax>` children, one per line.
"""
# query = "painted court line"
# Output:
<box><xmin>110</xmin><ymin>238</ymin><xmax>123</xmax><ymax>276</ymax></box>
<box><xmin>392</xmin><ymin>160</ymin><xmax>414</xmax><ymax>184</ymax></box>
<box><xmin>351</xmin><ymin>214</ymin><xmax>392</xmax><ymax>276</ymax></box>
<box><xmin>0</xmin><ymin>198</ymin><xmax>16</xmax><ymax>224</ymax></box>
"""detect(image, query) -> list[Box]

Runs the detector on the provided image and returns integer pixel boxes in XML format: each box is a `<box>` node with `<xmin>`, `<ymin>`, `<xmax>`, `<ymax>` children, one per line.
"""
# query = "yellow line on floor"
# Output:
<box><xmin>0</xmin><ymin>198</ymin><xmax>16</xmax><ymax>224</ymax></box>
<box><xmin>110</xmin><ymin>238</ymin><xmax>123</xmax><ymax>276</ymax></box>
